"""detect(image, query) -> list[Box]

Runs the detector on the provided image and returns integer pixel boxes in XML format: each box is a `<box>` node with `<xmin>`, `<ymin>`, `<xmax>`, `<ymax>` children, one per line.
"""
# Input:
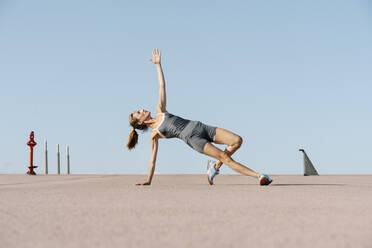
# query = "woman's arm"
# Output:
<box><xmin>149</xmin><ymin>49</ymin><xmax>167</xmax><ymax>114</ymax></box>
<box><xmin>135</xmin><ymin>132</ymin><xmax>159</xmax><ymax>186</ymax></box>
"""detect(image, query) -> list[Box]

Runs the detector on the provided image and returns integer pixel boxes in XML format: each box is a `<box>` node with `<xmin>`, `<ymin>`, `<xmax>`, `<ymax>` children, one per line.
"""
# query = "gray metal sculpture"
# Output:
<box><xmin>299</xmin><ymin>149</ymin><xmax>319</xmax><ymax>176</ymax></box>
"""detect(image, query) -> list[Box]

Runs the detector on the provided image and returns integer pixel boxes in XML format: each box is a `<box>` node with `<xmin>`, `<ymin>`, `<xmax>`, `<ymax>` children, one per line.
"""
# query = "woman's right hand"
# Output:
<box><xmin>148</xmin><ymin>48</ymin><xmax>161</xmax><ymax>64</ymax></box>
<box><xmin>135</xmin><ymin>181</ymin><xmax>151</xmax><ymax>186</ymax></box>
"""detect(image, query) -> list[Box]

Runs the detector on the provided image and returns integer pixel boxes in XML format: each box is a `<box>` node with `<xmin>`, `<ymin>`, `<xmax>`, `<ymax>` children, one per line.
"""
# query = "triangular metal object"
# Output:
<box><xmin>299</xmin><ymin>149</ymin><xmax>319</xmax><ymax>176</ymax></box>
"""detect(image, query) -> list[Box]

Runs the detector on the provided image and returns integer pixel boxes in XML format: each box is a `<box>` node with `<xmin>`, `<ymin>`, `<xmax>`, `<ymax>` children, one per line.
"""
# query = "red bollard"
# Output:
<box><xmin>26</xmin><ymin>131</ymin><xmax>38</xmax><ymax>175</ymax></box>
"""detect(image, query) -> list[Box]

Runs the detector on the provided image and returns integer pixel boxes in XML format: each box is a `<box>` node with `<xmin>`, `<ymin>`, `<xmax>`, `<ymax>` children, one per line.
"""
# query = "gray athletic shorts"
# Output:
<box><xmin>179</xmin><ymin>121</ymin><xmax>217</xmax><ymax>154</ymax></box>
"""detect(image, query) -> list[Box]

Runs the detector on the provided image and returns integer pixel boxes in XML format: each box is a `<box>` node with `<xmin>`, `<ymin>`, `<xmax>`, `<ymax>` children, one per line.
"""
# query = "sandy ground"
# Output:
<box><xmin>0</xmin><ymin>174</ymin><xmax>371</xmax><ymax>248</ymax></box>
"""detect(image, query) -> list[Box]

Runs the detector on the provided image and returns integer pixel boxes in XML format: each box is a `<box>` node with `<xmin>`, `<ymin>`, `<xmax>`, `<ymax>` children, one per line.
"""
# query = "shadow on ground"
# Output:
<box><xmin>272</xmin><ymin>183</ymin><xmax>346</xmax><ymax>186</ymax></box>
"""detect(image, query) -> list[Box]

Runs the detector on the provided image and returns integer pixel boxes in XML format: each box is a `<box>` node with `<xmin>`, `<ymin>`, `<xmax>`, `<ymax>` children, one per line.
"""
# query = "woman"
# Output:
<box><xmin>127</xmin><ymin>49</ymin><xmax>272</xmax><ymax>186</ymax></box>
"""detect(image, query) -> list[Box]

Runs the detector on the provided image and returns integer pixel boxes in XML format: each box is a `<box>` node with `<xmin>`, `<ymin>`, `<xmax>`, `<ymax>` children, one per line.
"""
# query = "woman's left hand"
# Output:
<box><xmin>148</xmin><ymin>48</ymin><xmax>161</xmax><ymax>64</ymax></box>
<box><xmin>135</xmin><ymin>181</ymin><xmax>151</xmax><ymax>186</ymax></box>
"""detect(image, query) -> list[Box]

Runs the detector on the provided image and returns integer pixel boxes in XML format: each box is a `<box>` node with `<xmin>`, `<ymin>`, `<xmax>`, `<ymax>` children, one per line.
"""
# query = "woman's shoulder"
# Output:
<box><xmin>151</xmin><ymin>129</ymin><xmax>166</xmax><ymax>139</ymax></box>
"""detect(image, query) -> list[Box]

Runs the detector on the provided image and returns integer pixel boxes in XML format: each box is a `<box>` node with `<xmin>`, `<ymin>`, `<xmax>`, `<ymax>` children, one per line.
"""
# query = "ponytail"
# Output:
<box><xmin>127</xmin><ymin>128</ymin><xmax>138</xmax><ymax>150</ymax></box>
<box><xmin>126</xmin><ymin>113</ymin><xmax>149</xmax><ymax>150</ymax></box>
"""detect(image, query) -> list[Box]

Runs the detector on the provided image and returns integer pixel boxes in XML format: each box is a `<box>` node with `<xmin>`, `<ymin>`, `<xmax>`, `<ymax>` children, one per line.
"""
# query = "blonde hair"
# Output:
<box><xmin>126</xmin><ymin>113</ymin><xmax>148</xmax><ymax>150</ymax></box>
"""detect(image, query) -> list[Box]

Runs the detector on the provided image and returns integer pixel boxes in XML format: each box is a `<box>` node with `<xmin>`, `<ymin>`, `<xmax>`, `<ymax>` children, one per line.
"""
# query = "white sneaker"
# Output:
<box><xmin>258</xmin><ymin>174</ymin><xmax>273</xmax><ymax>186</ymax></box>
<box><xmin>207</xmin><ymin>160</ymin><xmax>219</xmax><ymax>185</ymax></box>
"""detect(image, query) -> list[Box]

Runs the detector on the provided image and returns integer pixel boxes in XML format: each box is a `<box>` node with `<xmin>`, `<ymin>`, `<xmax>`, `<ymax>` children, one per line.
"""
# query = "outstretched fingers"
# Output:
<box><xmin>149</xmin><ymin>48</ymin><xmax>162</xmax><ymax>64</ymax></box>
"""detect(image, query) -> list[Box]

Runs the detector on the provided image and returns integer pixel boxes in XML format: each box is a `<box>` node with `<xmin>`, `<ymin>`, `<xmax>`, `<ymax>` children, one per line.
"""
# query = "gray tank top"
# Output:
<box><xmin>157</xmin><ymin>112</ymin><xmax>191</xmax><ymax>138</ymax></box>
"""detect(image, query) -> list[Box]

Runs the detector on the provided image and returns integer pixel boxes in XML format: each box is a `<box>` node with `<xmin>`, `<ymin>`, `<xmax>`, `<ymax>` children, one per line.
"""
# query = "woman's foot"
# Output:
<box><xmin>207</xmin><ymin>160</ymin><xmax>219</xmax><ymax>185</ymax></box>
<box><xmin>258</xmin><ymin>174</ymin><xmax>272</xmax><ymax>185</ymax></box>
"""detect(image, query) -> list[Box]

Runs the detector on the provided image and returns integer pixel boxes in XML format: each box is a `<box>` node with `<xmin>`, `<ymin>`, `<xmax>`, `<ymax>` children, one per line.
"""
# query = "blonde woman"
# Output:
<box><xmin>127</xmin><ymin>49</ymin><xmax>272</xmax><ymax>186</ymax></box>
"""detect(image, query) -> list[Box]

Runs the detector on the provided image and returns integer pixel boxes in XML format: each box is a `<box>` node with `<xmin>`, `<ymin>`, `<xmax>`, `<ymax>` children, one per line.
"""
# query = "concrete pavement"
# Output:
<box><xmin>1</xmin><ymin>174</ymin><xmax>371</xmax><ymax>248</ymax></box>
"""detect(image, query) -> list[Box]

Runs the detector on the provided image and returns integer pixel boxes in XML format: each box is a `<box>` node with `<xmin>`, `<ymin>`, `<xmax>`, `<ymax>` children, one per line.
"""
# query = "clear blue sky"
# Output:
<box><xmin>1</xmin><ymin>0</ymin><xmax>371</xmax><ymax>175</ymax></box>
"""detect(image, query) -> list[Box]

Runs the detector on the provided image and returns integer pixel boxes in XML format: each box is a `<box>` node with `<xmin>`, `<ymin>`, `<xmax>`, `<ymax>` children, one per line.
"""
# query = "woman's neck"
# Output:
<box><xmin>144</xmin><ymin>116</ymin><xmax>158</xmax><ymax>129</ymax></box>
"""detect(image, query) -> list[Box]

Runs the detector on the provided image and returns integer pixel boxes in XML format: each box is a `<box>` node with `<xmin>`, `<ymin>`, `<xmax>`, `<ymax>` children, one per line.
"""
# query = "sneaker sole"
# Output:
<box><xmin>207</xmin><ymin>162</ymin><xmax>214</xmax><ymax>185</ymax></box>
<box><xmin>207</xmin><ymin>174</ymin><xmax>213</xmax><ymax>185</ymax></box>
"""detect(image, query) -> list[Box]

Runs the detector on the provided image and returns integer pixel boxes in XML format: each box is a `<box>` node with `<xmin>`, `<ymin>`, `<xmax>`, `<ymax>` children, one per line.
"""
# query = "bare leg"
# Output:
<box><xmin>203</xmin><ymin>142</ymin><xmax>259</xmax><ymax>178</ymax></box>
<box><xmin>212</xmin><ymin>128</ymin><xmax>243</xmax><ymax>170</ymax></box>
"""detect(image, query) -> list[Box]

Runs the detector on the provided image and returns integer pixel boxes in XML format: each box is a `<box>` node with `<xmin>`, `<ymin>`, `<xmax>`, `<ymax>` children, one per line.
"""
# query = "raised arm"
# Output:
<box><xmin>149</xmin><ymin>49</ymin><xmax>167</xmax><ymax>114</ymax></box>
<box><xmin>135</xmin><ymin>132</ymin><xmax>159</xmax><ymax>186</ymax></box>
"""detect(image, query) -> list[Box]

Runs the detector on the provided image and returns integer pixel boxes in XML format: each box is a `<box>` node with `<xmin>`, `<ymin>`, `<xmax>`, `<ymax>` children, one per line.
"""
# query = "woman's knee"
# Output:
<box><xmin>233</xmin><ymin>135</ymin><xmax>243</xmax><ymax>148</ymax></box>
